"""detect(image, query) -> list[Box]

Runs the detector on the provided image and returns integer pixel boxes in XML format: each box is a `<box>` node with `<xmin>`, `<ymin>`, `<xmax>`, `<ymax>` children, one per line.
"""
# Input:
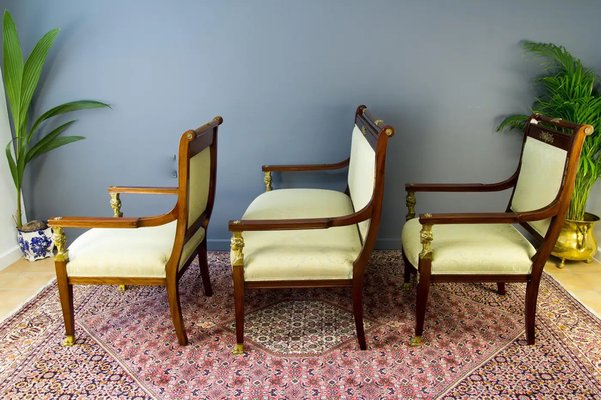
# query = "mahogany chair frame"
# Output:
<box><xmin>48</xmin><ymin>116</ymin><xmax>223</xmax><ymax>346</ymax></box>
<box><xmin>228</xmin><ymin>105</ymin><xmax>394</xmax><ymax>353</ymax></box>
<box><xmin>402</xmin><ymin>114</ymin><xmax>592</xmax><ymax>345</ymax></box>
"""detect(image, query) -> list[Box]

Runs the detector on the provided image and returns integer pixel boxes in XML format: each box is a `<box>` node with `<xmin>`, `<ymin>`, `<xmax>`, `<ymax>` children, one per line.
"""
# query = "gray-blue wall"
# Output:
<box><xmin>5</xmin><ymin>0</ymin><xmax>601</xmax><ymax>249</ymax></box>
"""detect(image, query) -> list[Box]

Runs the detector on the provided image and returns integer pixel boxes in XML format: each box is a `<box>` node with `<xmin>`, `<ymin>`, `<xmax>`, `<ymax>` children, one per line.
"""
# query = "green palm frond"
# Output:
<box><xmin>20</xmin><ymin>28</ymin><xmax>59</xmax><ymax>131</ymax></box>
<box><xmin>522</xmin><ymin>41</ymin><xmax>583</xmax><ymax>76</ymax></box>
<box><xmin>26</xmin><ymin>120</ymin><xmax>78</xmax><ymax>162</ymax></box>
<box><xmin>496</xmin><ymin>114</ymin><xmax>528</xmax><ymax>132</ymax></box>
<box><xmin>5</xmin><ymin>141</ymin><xmax>17</xmax><ymax>184</ymax></box>
<box><xmin>29</xmin><ymin>100</ymin><xmax>110</xmax><ymax>138</ymax></box>
<box><xmin>2</xmin><ymin>11</ymin><xmax>24</xmax><ymax>138</ymax></box>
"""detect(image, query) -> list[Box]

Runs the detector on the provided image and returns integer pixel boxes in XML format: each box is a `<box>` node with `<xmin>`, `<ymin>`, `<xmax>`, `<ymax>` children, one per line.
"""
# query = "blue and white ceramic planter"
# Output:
<box><xmin>17</xmin><ymin>227</ymin><xmax>54</xmax><ymax>261</ymax></box>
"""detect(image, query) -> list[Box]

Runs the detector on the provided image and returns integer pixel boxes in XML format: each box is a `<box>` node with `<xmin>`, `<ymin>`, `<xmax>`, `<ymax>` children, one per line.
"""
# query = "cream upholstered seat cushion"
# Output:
<box><xmin>237</xmin><ymin>188</ymin><xmax>362</xmax><ymax>281</ymax></box>
<box><xmin>401</xmin><ymin>218</ymin><xmax>536</xmax><ymax>275</ymax></box>
<box><xmin>67</xmin><ymin>221</ymin><xmax>205</xmax><ymax>278</ymax></box>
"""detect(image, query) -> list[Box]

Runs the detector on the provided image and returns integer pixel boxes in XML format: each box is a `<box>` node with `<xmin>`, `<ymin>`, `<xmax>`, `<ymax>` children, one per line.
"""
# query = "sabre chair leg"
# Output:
<box><xmin>497</xmin><ymin>282</ymin><xmax>506</xmax><ymax>295</ymax></box>
<box><xmin>232</xmin><ymin>265</ymin><xmax>245</xmax><ymax>355</ymax></box>
<box><xmin>166</xmin><ymin>279</ymin><xmax>188</xmax><ymax>346</ymax></box>
<box><xmin>524</xmin><ymin>278</ymin><xmax>542</xmax><ymax>345</ymax></box>
<box><xmin>55</xmin><ymin>261</ymin><xmax>75</xmax><ymax>347</ymax></box>
<box><xmin>352</xmin><ymin>280</ymin><xmax>367</xmax><ymax>350</ymax></box>
<box><xmin>197</xmin><ymin>239</ymin><xmax>213</xmax><ymax>297</ymax></box>
<box><xmin>411</xmin><ymin>269</ymin><xmax>431</xmax><ymax>347</ymax></box>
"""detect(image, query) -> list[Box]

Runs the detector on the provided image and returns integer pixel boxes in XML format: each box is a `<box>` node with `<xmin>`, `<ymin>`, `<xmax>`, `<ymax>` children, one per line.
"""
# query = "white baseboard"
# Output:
<box><xmin>0</xmin><ymin>246</ymin><xmax>22</xmax><ymax>271</ymax></box>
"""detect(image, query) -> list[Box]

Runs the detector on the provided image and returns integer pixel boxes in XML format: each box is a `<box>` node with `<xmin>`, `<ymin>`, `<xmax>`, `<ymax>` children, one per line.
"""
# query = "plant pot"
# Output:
<box><xmin>551</xmin><ymin>212</ymin><xmax>599</xmax><ymax>268</ymax></box>
<box><xmin>17</xmin><ymin>227</ymin><xmax>54</xmax><ymax>262</ymax></box>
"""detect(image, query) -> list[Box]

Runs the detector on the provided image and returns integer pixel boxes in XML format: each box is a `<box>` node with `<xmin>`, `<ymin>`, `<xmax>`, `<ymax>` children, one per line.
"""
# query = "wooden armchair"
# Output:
<box><xmin>401</xmin><ymin>115</ymin><xmax>592</xmax><ymax>346</ymax></box>
<box><xmin>228</xmin><ymin>105</ymin><xmax>394</xmax><ymax>354</ymax></box>
<box><xmin>48</xmin><ymin>116</ymin><xmax>223</xmax><ymax>346</ymax></box>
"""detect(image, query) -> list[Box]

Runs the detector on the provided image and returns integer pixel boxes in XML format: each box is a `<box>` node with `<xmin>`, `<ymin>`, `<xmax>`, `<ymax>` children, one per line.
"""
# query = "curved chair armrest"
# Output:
<box><xmin>48</xmin><ymin>213</ymin><xmax>175</xmax><ymax>229</ymax></box>
<box><xmin>262</xmin><ymin>158</ymin><xmax>350</xmax><ymax>172</ymax></box>
<box><xmin>406</xmin><ymin>179</ymin><xmax>515</xmax><ymax>193</ymax></box>
<box><xmin>48</xmin><ymin>216</ymin><xmax>140</xmax><ymax>229</ymax></box>
<box><xmin>228</xmin><ymin>207</ymin><xmax>370</xmax><ymax>232</ymax></box>
<box><xmin>418</xmin><ymin>211</ymin><xmax>520</xmax><ymax>225</ymax></box>
<box><xmin>108</xmin><ymin>186</ymin><xmax>178</xmax><ymax>195</ymax></box>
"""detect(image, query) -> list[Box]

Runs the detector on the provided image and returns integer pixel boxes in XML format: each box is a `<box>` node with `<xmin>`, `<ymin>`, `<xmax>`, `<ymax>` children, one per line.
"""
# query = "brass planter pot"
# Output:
<box><xmin>552</xmin><ymin>212</ymin><xmax>600</xmax><ymax>268</ymax></box>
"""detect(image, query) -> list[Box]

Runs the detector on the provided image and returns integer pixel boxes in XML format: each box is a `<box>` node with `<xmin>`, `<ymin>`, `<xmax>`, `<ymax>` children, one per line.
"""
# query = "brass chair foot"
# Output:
<box><xmin>557</xmin><ymin>258</ymin><xmax>565</xmax><ymax>269</ymax></box>
<box><xmin>232</xmin><ymin>343</ymin><xmax>244</xmax><ymax>355</ymax></box>
<box><xmin>402</xmin><ymin>282</ymin><xmax>412</xmax><ymax>291</ymax></box>
<box><xmin>586</xmin><ymin>258</ymin><xmax>593</xmax><ymax>264</ymax></box>
<box><xmin>62</xmin><ymin>335</ymin><xmax>75</xmax><ymax>347</ymax></box>
<box><xmin>117</xmin><ymin>284</ymin><xmax>126</xmax><ymax>293</ymax></box>
<box><xmin>409</xmin><ymin>336</ymin><xmax>423</xmax><ymax>347</ymax></box>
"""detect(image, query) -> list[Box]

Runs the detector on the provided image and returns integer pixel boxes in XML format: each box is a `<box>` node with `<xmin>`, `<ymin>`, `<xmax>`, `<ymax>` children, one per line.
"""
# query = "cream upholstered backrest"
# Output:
<box><xmin>176</xmin><ymin>147</ymin><xmax>212</xmax><ymax>269</ymax></box>
<box><xmin>347</xmin><ymin>124</ymin><xmax>376</xmax><ymax>242</ymax></box>
<box><xmin>187</xmin><ymin>148</ymin><xmax>211</xmax><ymax>228</ymax></box>
<box><xmin>510</xmin><ymin>136</ymin><xmax>568</xmax><ymax>236</ymax></box>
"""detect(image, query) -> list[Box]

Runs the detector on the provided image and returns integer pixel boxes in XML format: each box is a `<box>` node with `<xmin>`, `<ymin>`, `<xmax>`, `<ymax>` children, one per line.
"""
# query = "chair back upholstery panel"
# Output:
<box><xmin>187</xmin><ymin>147</ymin><xmax>212</xmax><ymax>228</ymax></box>
<box><xmin>347</xmin><ymin>124</ymin><xmax>376</xmax><ymax>242</ymax></box>
<box><xmin>510</xmin><ymin>136</ymin><xmax>567</xmax><ymax>236</ymax></box>
<box><xmin>179</xmin><ymin>227</ymin><xmax>206</xmax><ymax>270</ymax></box>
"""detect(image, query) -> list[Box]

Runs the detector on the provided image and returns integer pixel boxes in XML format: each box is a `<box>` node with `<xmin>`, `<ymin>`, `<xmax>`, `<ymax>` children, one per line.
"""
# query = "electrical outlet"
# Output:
<box><xmin>171</xmin><ymin>154</ymin><xmax>177</xmax><ymax>178</ymax></box>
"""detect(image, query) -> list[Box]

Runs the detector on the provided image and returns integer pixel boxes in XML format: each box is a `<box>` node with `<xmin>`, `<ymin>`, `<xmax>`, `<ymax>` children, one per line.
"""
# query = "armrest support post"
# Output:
<box><xmin>52</xmin><ymin>223</ymin><xmax>69</xmax><ymax>262</ymax></box>
<box><xmin>231</xmin><ymin>230</ymin><xmax>245</xmax><ymax>267</ymax></box>
<box><xmin>406</xmin><ymin>191</ymin><xmax>416</xmax><ymax>221</ymax></box>
<box><xmin>110</xmin><ymin>192</ymin><xmax>123</xmax><ymax>217</ymax></box>
<box><xmin>419</xmin><ymin>216</ymin><xmax>433</xmax><ymax>261</ymax></box>
<box><xmin>264</xmin><ymin>171</ymin><xmax>272</xmax><ymax>192</ymax></box>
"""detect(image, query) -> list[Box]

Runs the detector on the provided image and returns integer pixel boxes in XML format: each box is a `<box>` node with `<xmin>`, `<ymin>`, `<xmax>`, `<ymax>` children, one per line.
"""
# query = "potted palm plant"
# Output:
<box><xmin>498</xmin><ymin>40</ymin><xmax>601</xmax><ymax>267</ymax></box>
<box><xmin>2</xmin><ymin>10</ymin><xmax>109</xmax><ymax>261</ymax></box>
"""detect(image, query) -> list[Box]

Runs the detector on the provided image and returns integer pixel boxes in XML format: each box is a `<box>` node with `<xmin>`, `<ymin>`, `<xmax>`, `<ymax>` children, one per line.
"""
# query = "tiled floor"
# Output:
<box><xmin>544</xmin><ymin>256</ymin><xmax>601</xmax><ymax>317</ymax></box>
<box><xmin>0</xmin><ymin>254</ymin><xmax>600</xmax><ymax>321</ymax></box>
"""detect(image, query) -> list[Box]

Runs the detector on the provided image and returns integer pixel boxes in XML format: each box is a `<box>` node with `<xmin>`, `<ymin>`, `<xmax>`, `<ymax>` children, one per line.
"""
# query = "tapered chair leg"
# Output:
<box><xmin>411</xmin><ymin>267</ymin><xmax>431</xmax><ymax>346</ymax></box>
<box><xmin>232</xmin><ymin>265</ymin><xmax>245</xmax><ymax>355</ymax></box>
<box><xmin>352</xmin><ymin>281</ymin><xmax>367</xmax><ymax>350</ymax></box>
<box><xmin>166</xmin><ymin>280</ymin><xmax>188</xmax><ymax>346</ymax></box>
<box><xmin>55</xmin><ymin>262</ymin><xmax>75</xmax><ymax>346</ymax></box>
<box><xmin>403</xmin><ymin>264</ymin><xmax>412</xmax><ymax>284</ymax></box>
<box><xmin>197</xmin><ymin>239</ymin><xmax>213</xmax><ymax>297</ymax></box>
<box><xmin>524</xmin><ymin>278</ymin><xmax>542</xmax><ymax>345</ymax></box>
<box><xmin>402</xmin><ymin>251</ymin><xmax>413</xmax><ymax>289</ymax></box>
<box><xmin>497</xmin><ymin>282</ymin><xmax>506</xmax><ymax>295</ymax></box>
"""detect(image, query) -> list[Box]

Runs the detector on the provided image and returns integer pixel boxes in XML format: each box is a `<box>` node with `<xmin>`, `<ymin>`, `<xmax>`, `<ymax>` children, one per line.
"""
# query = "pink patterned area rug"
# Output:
<box><xmin>1</xmin><ymin>251</ymin><xmax>600</xmax><ymax>398</ymax></box>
